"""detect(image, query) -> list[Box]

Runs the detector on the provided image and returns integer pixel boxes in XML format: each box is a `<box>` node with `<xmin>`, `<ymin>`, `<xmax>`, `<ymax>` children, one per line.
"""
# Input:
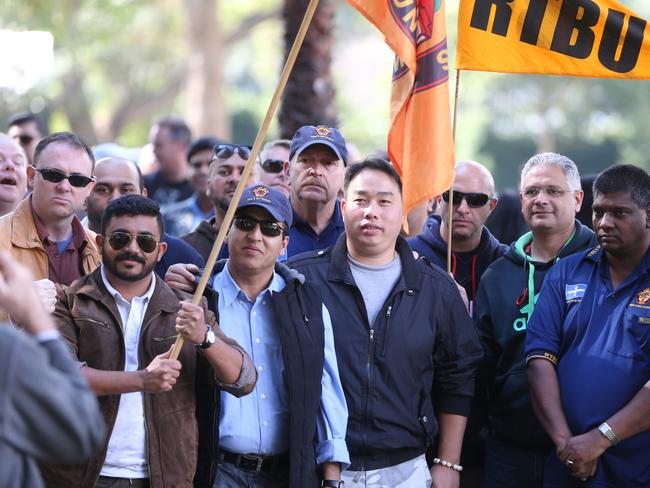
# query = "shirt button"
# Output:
<box><xmin>262</xmin><ymin>301</ymin><xmax>267</xmax><ymax>306</ymax></box>
<box><xmin>252</xmin><ymin>311</ymin><xmax>257</xmax><ymax>316</ymax></box>
<box><xmin>255</xmin><ymin>338</ymin><xmax>261</xmax><ymax>344</ymax></box>
<box><xmin>263</xmin><ymin>421</ymin><xmax>268</xmax><ymax>427</ymax></box>
<box><xmin>258</xmin><ymin>366</ymin><xmax>263</xmax><ymax>372</ymax></box>
<box><xmin>260</xmin><ymin>393</ymin><xmax>266</xmax><ymax>399</ymax></box>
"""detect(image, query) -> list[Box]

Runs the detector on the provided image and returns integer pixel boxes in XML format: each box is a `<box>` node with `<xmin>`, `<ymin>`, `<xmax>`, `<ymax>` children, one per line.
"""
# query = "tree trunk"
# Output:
<box><xmin>279</xmin><ymin>0</ymin><xmax>337</xmax><ymax>139</ymax></box>
<box><xmin>184</xmin><ymin>0</ymin><xmax>229</xmax><ymax>141</ymax></box>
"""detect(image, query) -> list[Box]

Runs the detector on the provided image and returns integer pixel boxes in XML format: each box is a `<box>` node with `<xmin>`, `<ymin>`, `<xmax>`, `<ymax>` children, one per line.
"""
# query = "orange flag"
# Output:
<box><xmin>457</xmin><ymin>0</ymin><xmax>650</xmax><ymax>79</ymax></box>
<box><xmin>346</xmin><ymin>0</ymin><xmax>455</xmax><ymax>214</ymax></box>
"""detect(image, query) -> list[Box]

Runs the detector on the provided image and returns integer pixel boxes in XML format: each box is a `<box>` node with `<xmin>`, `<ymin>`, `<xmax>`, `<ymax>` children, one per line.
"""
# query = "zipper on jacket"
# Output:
<box><xmin>361</xmin><ymin>327</ymin><xmax>375</xmax><ymax>470</ymax></box>
<box><xmin>381</xmin><ymin>305</ymin><xmax>393</xmax><ymax>356</ymax></box>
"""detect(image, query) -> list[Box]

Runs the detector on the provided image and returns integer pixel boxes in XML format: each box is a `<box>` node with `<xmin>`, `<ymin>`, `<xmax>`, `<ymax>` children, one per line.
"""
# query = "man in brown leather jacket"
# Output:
<box><xmin>43</xmin><ymin>195</ymin><xmax>256</xmax><ymax>488</ymax></box>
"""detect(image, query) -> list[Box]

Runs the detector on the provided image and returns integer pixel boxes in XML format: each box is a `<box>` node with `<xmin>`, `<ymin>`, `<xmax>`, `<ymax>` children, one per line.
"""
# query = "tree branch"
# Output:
<box><xmin>224</xmin><ymin>8</ymin><xmax>280</xmax><ymax>45</ymax></box>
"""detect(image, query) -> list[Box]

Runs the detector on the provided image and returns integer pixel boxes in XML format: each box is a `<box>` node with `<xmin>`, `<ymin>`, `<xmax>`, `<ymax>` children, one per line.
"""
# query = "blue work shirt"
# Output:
<box><xmin>287</xmin><ymin>200</ymin><xmax>344</xmax><ymax>258</ymax></box>
<box><xmin>214</xmin><ymin>263</ymin><xmax>350</xmax><ymax>466</ymax></box>
<box><xmin>526</xmin><ymin>245</ymin><xmax>650</xmax><ymax>487</ymax></box>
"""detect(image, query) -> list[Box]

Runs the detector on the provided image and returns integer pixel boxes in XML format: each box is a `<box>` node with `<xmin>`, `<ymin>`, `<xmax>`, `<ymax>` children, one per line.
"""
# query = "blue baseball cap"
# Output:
<box><xmin>289</xmin><ymin>125</ymin><xmax>348</xmax><ymax>165</ymax></box>
<box><xmin>236</xmin><ymin>184</ymin><xmax>293</xmax><ymax>227</ymax></box>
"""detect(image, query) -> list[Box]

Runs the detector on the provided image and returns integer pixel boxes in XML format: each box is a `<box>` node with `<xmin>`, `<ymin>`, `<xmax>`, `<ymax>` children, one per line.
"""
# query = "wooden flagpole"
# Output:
<box><xmin>447</xmin><ymin>69</ymin><xmax>461</xmax><ymax>273</ymax></box>
<box><xmin>170</xmin><ymin>0</ymin><xmax>321</xmax><ymax>360</ymax></box>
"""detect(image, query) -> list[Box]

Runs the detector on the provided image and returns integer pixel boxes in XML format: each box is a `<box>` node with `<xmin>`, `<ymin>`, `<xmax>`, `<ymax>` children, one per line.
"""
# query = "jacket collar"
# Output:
<box><xmin>77</xmin><ymin>267</ymin><xmax>179</xmax><ymax>315</ymax></box>
<box><xmin>9</xmin><ymin>197</ymin><xmax>44</xmax><ymax>249</ymax></box>
<box><xmin>328</xmin><ymin>233</ymin><xmax>420</xmax><ymax>291</ymax></box>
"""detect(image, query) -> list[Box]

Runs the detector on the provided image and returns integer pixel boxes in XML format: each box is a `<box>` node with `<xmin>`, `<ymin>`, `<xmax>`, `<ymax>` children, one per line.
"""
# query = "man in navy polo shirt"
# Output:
<box><xmin>526</xmin><ymin>164</ymin><xmax>650</xmax><ymax>487</ymax></box>
<box><xmin>284</xmin><ymin>125</ymin><xmax>348</xmax><ymax>258</ymax></box>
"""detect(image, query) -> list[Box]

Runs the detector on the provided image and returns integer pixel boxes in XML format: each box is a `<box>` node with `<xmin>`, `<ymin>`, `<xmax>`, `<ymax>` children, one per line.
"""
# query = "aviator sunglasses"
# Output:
<box><xmin>212</xmin><ymin>144</ymin><xmax>252</xmax><ymax>161</ymax></box>
<box><xmin>260</xmin><ymin>159</ymin><xmax>285</xmax><ymax>174</ymax></box>
<box><xmin>108</xmin><ymin>232</ymin><xmax>159</xmax><ymax>253</ymax></box>
<box><xmin>36</xmin><ymin>168</ymin><xmax>95</xmax><ymax>188</ymax></box>
<box><xmin>233</xmin><ymin>216</ymin><xmax>287</xmax><ymax>237</ymax></box>
<box><xmin>442</xmin><ymin>190</ymin><xmax>491</xmax><ymax>208</ymax></box>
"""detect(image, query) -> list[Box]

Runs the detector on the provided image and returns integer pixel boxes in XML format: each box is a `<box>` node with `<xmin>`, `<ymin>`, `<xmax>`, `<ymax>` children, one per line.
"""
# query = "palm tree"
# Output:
<box><xmin>279</xmin><ymin>0</ymin><xmax>338</xmax><ymax>139</ymax></box>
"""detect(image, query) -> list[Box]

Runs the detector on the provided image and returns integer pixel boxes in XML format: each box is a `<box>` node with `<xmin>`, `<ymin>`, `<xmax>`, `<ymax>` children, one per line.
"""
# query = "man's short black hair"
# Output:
<box><xmin>344</xmin><ymin>157</ymin><xmax>403</xmax><ymax>195</ymax></box>
<box><xmin>593</xmin><ymin>164</ymin><xmax>650</xmax><ymax>208</ymax></box>
<box><xmin>155</xmin><ymin>117</ymin><xmax>192</xmax><ymax>146</ymax></box>
<box><xmin>188</xmin><ymin>136</ymin><xmax>222</xmax><ymax>161</ymax></box>
<box><xmin>33</xmin><ymin>131</ymin><xmax>95</xmax><ymax>171</ymax></box>
<box><xmin>101</xmin><ymin>195</ymin><xmax>164</xmax><ymax>237</ymax></box>
<box><xmin>7</xmin><ymin>112</ymin><xmax>48</xmax><ymax>136</ymax></box>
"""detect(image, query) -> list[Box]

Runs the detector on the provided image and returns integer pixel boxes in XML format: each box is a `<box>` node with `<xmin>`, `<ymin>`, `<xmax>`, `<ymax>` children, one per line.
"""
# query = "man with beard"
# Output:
<box><xmin>161</xmin><ymin>136</ymin><xmax>220</xmax><ymax>237</ymax></box>
<box><xmin>0</xmin><ymin>133</ymin><xmax>28</xmax><ymax>217</ymax></box>
<box><xmin>43</xmin><ymin>195</ymin><xmax>256</xmax><ymax>488</ymax></box>
<box><xmin>181</xmin><ymin>144</ymin><xmax>256</xmax><ymax>262</ymax></box>
<box><xmin>84</xmin><ymin>156</ymin><xmax>203</xmax><ymax>278</ymax></box>
<box><xmin>526</xmin><ymin>164</ymin><xmax>650</xmax><ymax>487</ymax></box>
<box><xmin>284</xmin><ymin>125</ymin><xmax>348</xmax><ymax>258</ymax></box>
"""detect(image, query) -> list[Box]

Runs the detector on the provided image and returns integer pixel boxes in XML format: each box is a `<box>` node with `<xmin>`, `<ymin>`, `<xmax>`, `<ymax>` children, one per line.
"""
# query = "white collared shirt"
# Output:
<box><xmin>99</xmin><ymin>265</ymin><xmax>156</xmax><ymax>479</ymax></box>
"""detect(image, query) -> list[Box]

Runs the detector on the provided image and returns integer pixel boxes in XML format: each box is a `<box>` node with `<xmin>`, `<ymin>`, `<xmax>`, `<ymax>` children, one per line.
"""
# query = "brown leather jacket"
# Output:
<box><xmin>41</xmin><ymin>268</ymin><xmax>256</xmax><ymax>488</ymax></box>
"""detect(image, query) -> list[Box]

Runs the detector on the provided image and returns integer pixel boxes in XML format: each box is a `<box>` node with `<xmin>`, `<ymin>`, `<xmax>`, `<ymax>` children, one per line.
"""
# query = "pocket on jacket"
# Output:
<box><xmin>608</xmin><ymin>308</ymin><xmax>650</xmax><ymax>361</ymax></box>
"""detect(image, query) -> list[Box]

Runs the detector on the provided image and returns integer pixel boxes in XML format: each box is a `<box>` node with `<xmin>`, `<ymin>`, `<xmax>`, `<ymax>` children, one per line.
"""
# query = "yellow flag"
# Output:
<box><xmin>457</xmin><ymin>0</ymin><xmax>650</xmax><ymax>79</ymax></box>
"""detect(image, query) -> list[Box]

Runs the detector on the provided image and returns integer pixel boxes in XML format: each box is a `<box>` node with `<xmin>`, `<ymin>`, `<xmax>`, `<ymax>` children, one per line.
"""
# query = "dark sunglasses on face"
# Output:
<box><xmin>233</xmin><ymin>216</ymin><xmax>287</xmax><ymax>237</ymax></box>
<box><xmin>442</xmin><ymin>190</ymin><xmax>491</xmax><ymax>208</ymax></box>
<box><xmin>212</xmin><ymin>144</ymin><xmax>252</xmax><ymax>162</ymax></box>
<box><xmin>260</xmin><ymin>159</ymin><xmax>285</xmax><ymax>174</ymax></box>
<box><xmin>108</xmin><ymin>232</ymin><xmax>159</xmax><ymax>253</ymax></box>
<box><xmin>36</xmin><ymin>168</ymin><xmax>95</xmax><ymax>188</ymax></box>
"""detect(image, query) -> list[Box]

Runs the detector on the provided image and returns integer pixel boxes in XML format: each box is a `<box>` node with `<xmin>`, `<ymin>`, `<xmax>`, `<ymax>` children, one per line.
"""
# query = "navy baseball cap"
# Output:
<box><xmin>289</xmin><ymin>125</ymin><xmax>348</xmax><ymax>165</ymax></box>
<box><xmin>236</xmin><ymin>184</ymin><xmax>292</xmax><ymax>227</ymax></box>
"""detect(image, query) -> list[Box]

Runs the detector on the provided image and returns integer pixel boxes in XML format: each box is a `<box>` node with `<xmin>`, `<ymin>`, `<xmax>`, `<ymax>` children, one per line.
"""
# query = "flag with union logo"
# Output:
<box><xmin>346</xmin><ymin>0</ymin><xmax>454</xmax><ymax>215</ymax></box>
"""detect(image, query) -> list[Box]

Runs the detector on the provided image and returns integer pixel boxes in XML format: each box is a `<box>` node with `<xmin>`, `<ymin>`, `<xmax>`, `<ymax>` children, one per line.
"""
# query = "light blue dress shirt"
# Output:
<box><xmin>214</xmin><ymin>263</ymin><xmax>350</xmax><ymax>467</ymax></box>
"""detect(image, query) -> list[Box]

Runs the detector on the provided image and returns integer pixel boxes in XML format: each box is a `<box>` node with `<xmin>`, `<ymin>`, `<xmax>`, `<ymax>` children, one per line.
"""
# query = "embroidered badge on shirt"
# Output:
<box><xmin>639</xmin><ymin>316</ymin><xmax>650</xmax><ymax>324</ymax></box>
<box><xmin>637</xmin><ymin>288</ymin><xmax>650</xmax><ymax>305</ymax></box>
<box><xmin>565</xmin><ymin>284</ymin><xmax>587</xmax><ymax>301</ymax></box>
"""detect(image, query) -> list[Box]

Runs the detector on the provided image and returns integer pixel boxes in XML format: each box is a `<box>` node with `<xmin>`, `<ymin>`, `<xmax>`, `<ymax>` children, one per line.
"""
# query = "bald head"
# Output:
<box><xmin>455</xmin><ymin>160</ymin><xmax>496</xmax><ymax>196</ymax></box>
<box><xmin>0</xmin><ymin>133</ymin><xmax>28</xmax><ymax>216</ymax></box>
<box><xmin>85</xmin><ymin>157</ymin><xmax>146</xmax><ymax>233</ymax></box>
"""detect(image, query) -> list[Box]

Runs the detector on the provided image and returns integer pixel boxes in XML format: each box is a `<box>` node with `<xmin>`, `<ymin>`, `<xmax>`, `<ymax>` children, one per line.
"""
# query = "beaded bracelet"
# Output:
<box><xmin>433</xmin><ymin>457</ymin><xmax>463</xmax><ymax>472</ymax></box>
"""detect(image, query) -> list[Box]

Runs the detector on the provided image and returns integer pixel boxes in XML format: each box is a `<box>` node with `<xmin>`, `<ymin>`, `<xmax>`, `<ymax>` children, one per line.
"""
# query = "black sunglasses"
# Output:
<box><xmin>212</xmin><ymin>144</ymin><xmax>252</xmax><ymax>161</ymax></box>
<box><xmin>260</xmin><ymin>159</ymin><xmax>284</xmax><ymax>174</ymax></box>
<box><xmin>108</xmin><ymin>232</ymin><xmax>159</xmax><ymax>253</ymax></box>
<box><xmin>442</xmin><ymin>190</ymin><xmax>491</xmax><ymax>208</ymax></box>
<box><xmin>36</xmin><ymin>168</ymin><xmax>95</xmax><ymax>188</ymax></box>
<box><xmin>233</xmin><ymin>216</ymin><xmax>287</xmax><ymax>237</ymax></box>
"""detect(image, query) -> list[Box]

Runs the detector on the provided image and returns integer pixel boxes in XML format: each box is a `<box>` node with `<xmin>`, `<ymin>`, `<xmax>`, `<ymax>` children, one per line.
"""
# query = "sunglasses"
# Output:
<box><xmin>233</xmin><ymin>216</ymin><xmax>287</xmax><ymax>237</ymax></box>
<box><xmin>36</xmin><ymin>168</ymin><xmax>95</xmax><ymax>188</ymax></box>
<box><xmin>212</xmin><ymin>144</ymin><xmax>252</xmax><ymax>161</ymax></box>
<box><xmin>442</xmin><ymin>190</ymin><xmax>491</xmax><ymax>208</ymax></box>
<box><xmin>260</xmin><ymin>159</ymin><xmax>285</xmax><ymax>174</ymax></box>
<box><xmin>108</xmin><ymin>232</ymin><xmax>159</xmax><ymax>253</ymax></box>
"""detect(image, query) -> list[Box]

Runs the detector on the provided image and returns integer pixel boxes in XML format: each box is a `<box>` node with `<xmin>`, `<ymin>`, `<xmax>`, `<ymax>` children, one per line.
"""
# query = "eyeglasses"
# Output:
<box><xmin>108</xmin><ymin>232</ymin><xmax>159</xmax><ymax>253</ymax></box>
<box><xmin>442</xmin><ymin>190</ymin><xmax>491</xmax><ymax>208</ymax></box>
<box><xmin>521</xmin><ymin>187</ymin><xmax>574</xmax><ymax>199</ymax></box>
<box><xmin>36</xmin><ymin>168</ymin><xmax>95</xmax><ymax>188</ymax></box>
<box><xmin>260</xmin><ymin>159</ymin><xmax>285</xmax><ymax>174</ymax></box>
<box><xmin>212</xmin><ymin>144</ymin><xmax>252</xmax><ymax>162</ymax></box>
<box><xmin>233</xmin><ymin>216</ymin><xmax>287</xmax><ymax>237</ymax></box>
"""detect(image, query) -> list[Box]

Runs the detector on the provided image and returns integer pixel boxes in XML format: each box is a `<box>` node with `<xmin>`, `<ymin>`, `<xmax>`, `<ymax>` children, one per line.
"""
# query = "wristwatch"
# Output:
<box><xmin>198</xmin><ymin>327</ymin><xmax>216</xmax><ymax>349</ymax></box>
<box><xmin>598</xmin><ymin>422</ymin><xmax>620</xmax><ymax>446</ymax></box>
<box><xmin>321</xmin><ymin>481</ymin><xmax>344</xmax><ymax>488</ymax></box>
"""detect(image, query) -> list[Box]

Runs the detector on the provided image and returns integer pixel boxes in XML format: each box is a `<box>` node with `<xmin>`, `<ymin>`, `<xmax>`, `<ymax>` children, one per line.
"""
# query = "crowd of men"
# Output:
<box><xmin>0</xmin><ymin>112</ymin><xmax>648</xmax><ymax>488</ymax></box>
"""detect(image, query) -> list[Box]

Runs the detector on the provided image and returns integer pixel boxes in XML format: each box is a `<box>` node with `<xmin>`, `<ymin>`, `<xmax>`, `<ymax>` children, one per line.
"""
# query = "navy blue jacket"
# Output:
<box><xmin>289</xmin><ymin>234</ymin><xmax>483</xmax><ymax>470</ymax></box>
<box><xmin>156</xmin><ymin>233</ymin><xmax>204</xmax><ymax>279</ymax></box>
<box><xmin>408</xmin><ymin>215</ymin><xmax>508</xmax><ymax>303</ymax></box>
